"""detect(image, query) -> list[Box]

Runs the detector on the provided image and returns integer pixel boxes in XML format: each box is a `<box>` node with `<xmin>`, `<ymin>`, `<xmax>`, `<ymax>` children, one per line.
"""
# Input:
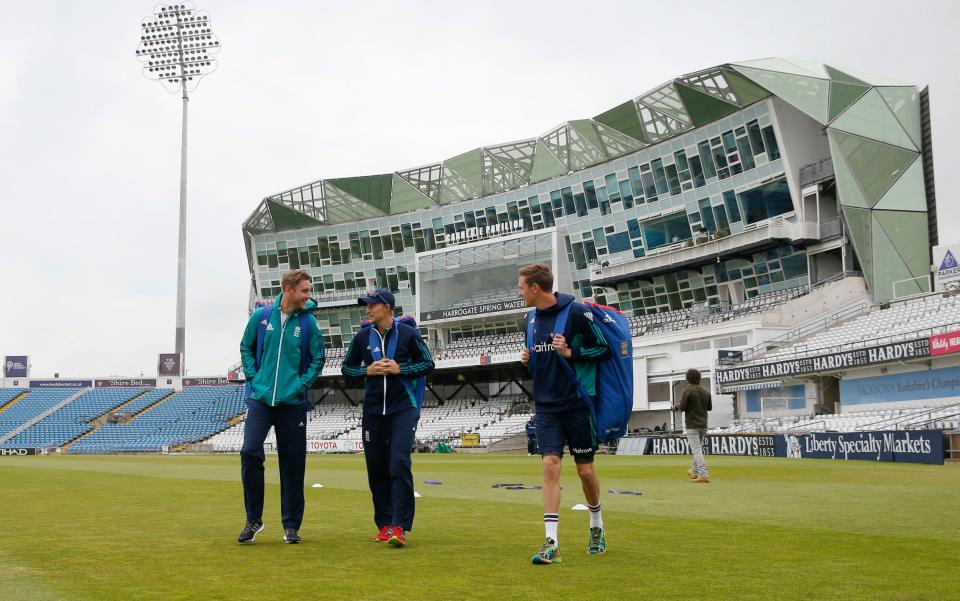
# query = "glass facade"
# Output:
<box><xmin>247</xmin><ymin>58</ymin><xmax>935</xmax><ymax>348</ymax></box>
<box><xmin>251</xmin><ymin>103</ymin><xmax>797</xmax><ymax>348</ymax></box>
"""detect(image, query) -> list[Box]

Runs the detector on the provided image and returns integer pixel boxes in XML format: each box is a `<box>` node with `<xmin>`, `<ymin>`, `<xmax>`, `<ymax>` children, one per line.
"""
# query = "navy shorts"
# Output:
<box><xmin>534</xmin><ymin>406</ymin><xmax>597</xmax><ymax>464</ymax></box>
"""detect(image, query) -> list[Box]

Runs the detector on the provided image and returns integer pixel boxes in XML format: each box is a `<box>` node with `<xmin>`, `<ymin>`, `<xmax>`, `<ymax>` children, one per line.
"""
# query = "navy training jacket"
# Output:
<box><xmin>524</xmin><ymin>293</ymin><xmax>611</xmax><ymax>413</ymax></box>
<box><xmin>340</xmin><ymin>321</ymin><xmax>435</xmax><ymax>415</ymax></box>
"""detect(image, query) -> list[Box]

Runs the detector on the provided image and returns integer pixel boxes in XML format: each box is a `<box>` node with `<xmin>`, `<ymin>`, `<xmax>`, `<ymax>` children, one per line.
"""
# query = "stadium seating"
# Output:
<box><xmin>438</xmin><ymin>332</ymin><xmax>524</xmax><ymax>360</ymax></box>
<box><xmin>205</xmin><ymin>401</ymin><xmax>362</xmax><ymax>452</ymax></box>
<box><xmin>627</xmin><ymin>286</ymin><xmax>809</xmax><ymax>337</ymax></box>
<box><xmin>429</xmin><ymin>287</ymin><xmax>811</xmax><ymax>361</ymax></box>
<box><xmin>710</xmin><ymin>404</ymin><xmax>960</xmax><ymax>434</ymax></box>
<box><xmin>786</xmin><ymin>405</ymin><xmax>960</xmax><ymax>432</ymax></box>
<box><xmin>322</xmin><ymin>346</ymin><xmax>347</xmax><ymax>370</ymax></box>
<box><xmin>757</xmin><ymin>292</ymin><xmax>960</xmax><ymax>362</ymax></box>
<box><xmin>0</xmin><ymin>388</ymin><xmax>83</xmax><ymax>445</ymax></box>
<box><xmin>444</xmin><ymin>287</ymin><xmax>518</xmax><ymax>310</ymax></box>
<box><xmin>69</xmin><ymin>386</ymin><xmax>244</xmax><ymax>454</ymax></box>
<box><xmin>204</xmin><ymin>395</ymin><xmax>532</xmax><ymax>452</ymax></box>
<box><xmin>0</xmin><ymin>387</ymin><xmax>28</xmax><ymax>408</ymax></box>
<box><xmin>1</xmin><ymin>387</ymin><xmax>150</xmax><ymax>449</ymax></box>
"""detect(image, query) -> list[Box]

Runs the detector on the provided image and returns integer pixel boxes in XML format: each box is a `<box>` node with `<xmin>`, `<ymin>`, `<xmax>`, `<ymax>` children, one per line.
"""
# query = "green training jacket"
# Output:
<box><xmin>239</xmin><ymin>294</ymin><xmax>325</xmax><ymax>406</ymax></box>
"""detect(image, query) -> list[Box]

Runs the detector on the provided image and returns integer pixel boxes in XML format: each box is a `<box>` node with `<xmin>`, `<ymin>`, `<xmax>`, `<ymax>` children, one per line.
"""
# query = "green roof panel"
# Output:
<box><xmin>675</xmin><ymin>82</ymin><xmax>740</xmax><ymax>126</ymax></box>
<box><xmin>827</xmin><ymin>66</ymin><xmax>909</xmax><ymax>87</ymax></box>
<box><xmin>326</xmin><ymin>174</ymin><xmax>393</xmax><ymax>213</ymax></box>
<box><xmin>592</xmin><ymin>121</ymin><xmax>645</xmax><ymax>156</ymax></box>
<box><xmin>390</xmin><ymin>173</ymin><xmax>434</xmax><ymax>214</ymax></box>
<box><xmin>872</xmin><ymin>158</ymin><xmax>926</xmax><ymax>212</ymax></box>
<box><xmin>874</xmin><ymin>210</ymin><xmax>931</xmax><ymax>283</ymax></box>
<box><xmin>529</xmin><ymin>139</ymin><xmax>567</xmax><ymax>183</ymax></box>
<box><xmin>721</xmin><ymin>68</ymin><xmax>771</xmax><ymax>106</ymax></box>
<box><xmin>872</xmin><ymin>213</ymin><xmax>928</xmax><ymax>300</ymax></box>
<box><xmin>780</xmin><ymin>58</ymin><xmax>831</xmax><ymax>79</ymax></box>
<box><xmin>445</xmin><ymin>148</ymin><xmax>483</xmax><ymax>189</ymax></box>
<box><xmin>732</xmin><ymin>58</ymin><xmax>826</xmax><ymax>79</ymax></box>
<box><xmin>439</xmin><ymin>148</ymin><xmax>483</xmax><ymax>204</ymax></box>
<box><xmin>568</xmin><ymin>120</ymin><xmax>608</xmax><ymax>170</ymax></box>
<box><xmin>829</xmin><ymin>132</ymin><xmax>870</xmax><ymax>209</ymax></box>
<box><xmin>824</xmin><ymin>65</ymin><xmax>869</xmax><ymax>86</ymax></box>
<box><xmin>830</xmin><ymin>89</ymin><xmax>918</xmax><ymax>151</ymax></box>
<box><xmin>266</xmin><ymin>199</ymin><xmax>324</xmax><ymax>230</ymax></box>
<box><xmin>484</xmin><ymin>140</ymin><xmax>538</xmax><ymax>182</ymax></box>
<box><xmin>733</xmin><ymin>65</ymin><xmax>830</xmax><ymax>124</ymax></box>
<box><xmin>877</xmin><ymin>86</ymin><xmax>923</xmax><ymax>149</ymax></box>
<box><xmin>828</xmin><ymin>129</ymin><xmax>918</xmax><ymax>206</ymax></box>
<box><xmin>827</xmin><ymin>81</ymin><xmax>870</xmax><ymax>122</ymax></box>
<box><xmin>593</xmin><ymin>100</ymin><xmax>647</xmax><ymax>143</ymax></box>
<box><xmin>841</xmin><ymin>205</ymin><xmax>873</xmax><ymax>290</ymax></box>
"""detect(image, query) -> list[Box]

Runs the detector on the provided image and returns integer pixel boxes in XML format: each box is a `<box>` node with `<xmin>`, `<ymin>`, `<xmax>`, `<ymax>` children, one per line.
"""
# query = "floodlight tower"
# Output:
<box><xmin>135</xmin><ymin>3</ymin><xmax>220</xmax><ymax>370</ymax></box>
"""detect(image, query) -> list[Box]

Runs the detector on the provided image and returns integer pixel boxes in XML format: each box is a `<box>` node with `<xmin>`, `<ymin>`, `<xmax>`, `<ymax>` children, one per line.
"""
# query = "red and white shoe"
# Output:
<box><xmin>387</xmin><ymin>527</ymin><xmax>406</xmax><ymax>547</ymax></box>
<box><xmin>372</xmin><ymin>525</ymin><xmax>391</xmax><ymax>542</ymax></box>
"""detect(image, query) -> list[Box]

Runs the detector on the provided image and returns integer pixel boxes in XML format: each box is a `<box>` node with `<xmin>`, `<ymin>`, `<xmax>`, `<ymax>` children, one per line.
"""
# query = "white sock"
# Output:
<box><xmin>588</xmin><ymin>503</ymin><xmax>603</xmax><ymax>529</ymax></box>
<box><xmin>544</xmin><ymin>513</ymin><xmax>559</xmax><ymax>544</ymax></box>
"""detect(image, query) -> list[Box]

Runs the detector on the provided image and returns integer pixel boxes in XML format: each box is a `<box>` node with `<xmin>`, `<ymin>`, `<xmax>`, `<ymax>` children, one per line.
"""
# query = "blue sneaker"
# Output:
<box><xmin>531</xmin><ymin>537</ymin><xmax>562</xmax><ymax>564</ymax></box>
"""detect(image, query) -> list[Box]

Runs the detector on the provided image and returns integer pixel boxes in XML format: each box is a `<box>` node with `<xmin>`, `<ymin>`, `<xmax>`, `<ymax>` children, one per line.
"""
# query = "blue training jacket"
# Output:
<box><xmin>340</xmin><ymin>321</ymin><xmax>435</xmax><ymax>415</ymax></box>
<box><xmin>525</xmin><ymin>293</ymin><xmax>611</xmax><ymax>413</ymax></box>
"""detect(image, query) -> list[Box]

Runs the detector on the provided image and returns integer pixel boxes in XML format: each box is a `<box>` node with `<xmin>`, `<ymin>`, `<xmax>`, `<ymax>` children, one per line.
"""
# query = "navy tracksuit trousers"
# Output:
<box><xmin>362</xmin><ymin>406</ymin><xmax>419</xmax><ymax>532</ymax></box>
<box><xmin>240</xmin><ymin>396</ymin><xmax>308</xmax><ymax>530</ymax></box>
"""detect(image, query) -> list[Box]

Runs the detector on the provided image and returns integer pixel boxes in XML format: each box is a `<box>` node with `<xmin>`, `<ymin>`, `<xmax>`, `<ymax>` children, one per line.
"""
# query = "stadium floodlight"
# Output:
<box><xmin>135</xmin><ymin>2</ymin><xmax>221</xmax><ymax>371</ymax></box>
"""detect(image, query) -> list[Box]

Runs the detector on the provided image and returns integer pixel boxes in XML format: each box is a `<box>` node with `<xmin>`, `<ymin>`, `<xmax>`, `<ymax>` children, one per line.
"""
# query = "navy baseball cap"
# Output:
<box><xmin>358</xmin><ymin>289</ymin><xmax>395</xmax><ymax>309</ymax></box>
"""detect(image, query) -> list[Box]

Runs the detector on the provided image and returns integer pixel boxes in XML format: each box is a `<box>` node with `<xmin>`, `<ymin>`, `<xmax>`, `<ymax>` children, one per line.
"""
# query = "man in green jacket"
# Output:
<box><xmin>237</xmin><ymin>269</ymin><xmax>326</xmax><ymax>544</ymax></box>
<box><xmin>674</xmin><ymin>368</ymin><xmax>712</xmax><ymax>483</ymax></box>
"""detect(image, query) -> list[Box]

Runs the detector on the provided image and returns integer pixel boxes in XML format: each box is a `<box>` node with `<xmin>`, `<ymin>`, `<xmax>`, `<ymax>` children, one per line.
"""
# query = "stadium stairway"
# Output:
<box><xmin>61</xmin><ymin>389</ymin><xmax>155</xmax><ymax>451</ymax></box>
<box><xmin>485</xmin><ymin>432</ymin><xmax>527</xmax><ymax>454</ymax></box>
<box><xmin>124</xmin><ymin>389</ymin><xmax>177</xmax><ymax>421</ymax></box>
<box><xmin>3</xmin><ymin>387</ymin><xmax>171</xmax><ymax>450</ymax></box>
<box><xmin>0</xmin><ymin>388</ymin><xmax>89</xmax><ymax>445</ymax></box>
<box><xmin>0</xmin><ymin>389</ymin><xmax>29</xmax><ymax>414</ymax></box>
<box><xmin>69</xmin><ymin>386</ymin><xmax>245</xmax><ymax>454</ymax></box>
<box><xmin>65</xmin><ymin>389</ymin><xmax>181</xmax><ymax>453</ymax></box>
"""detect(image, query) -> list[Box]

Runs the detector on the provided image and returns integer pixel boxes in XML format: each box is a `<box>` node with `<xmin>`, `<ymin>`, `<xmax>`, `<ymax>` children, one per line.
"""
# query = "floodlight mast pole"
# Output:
<box><xmin>137</xmin><ymin>2</ymin><xmax>219</xmax><ymax>374</ymax></box>
<box><xmin>174</xmin><ymin>16</ymin><xmax>189</xmax><ymax>366</ymax></box>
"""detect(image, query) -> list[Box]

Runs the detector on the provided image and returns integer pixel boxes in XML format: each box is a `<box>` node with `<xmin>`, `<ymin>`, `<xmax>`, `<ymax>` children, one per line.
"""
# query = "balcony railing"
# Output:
<box><xmin>799</xmin><ymin>158</ymin><xmax>834</xmax><ymax>188</ymax></box>
<box><xmin>591</xmin><ymin>216</ymin><xmax>814</xmax><ymax>284</ymax></box>
<box><xmin>818</xmin><ymin>216</ymin><xmax>842</xmax><ymax>240</ymax></box>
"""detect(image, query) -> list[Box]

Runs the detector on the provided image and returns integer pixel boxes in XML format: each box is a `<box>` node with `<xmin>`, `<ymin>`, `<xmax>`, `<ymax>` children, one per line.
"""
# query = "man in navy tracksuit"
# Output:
<box><xmin>237</xmin><ymin>269</ymin><xmax>325</xmax><ymax>545</ymax></box>
<box><xmin>341</xmin><ymin>289</ymin><xmax>435</xmax><ymax>547</ymax></box>
<box><xmin>519</xmin><ymin>263</ymin><xmax>611</xmax><ymax>565</ymax></box>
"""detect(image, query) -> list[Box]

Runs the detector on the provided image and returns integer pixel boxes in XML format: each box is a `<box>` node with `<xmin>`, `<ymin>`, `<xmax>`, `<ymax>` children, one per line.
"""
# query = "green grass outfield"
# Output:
<box><xmin>1</xmin><ymin>454</ymin><xmax>958</xmax><ymax>601</ymax></box>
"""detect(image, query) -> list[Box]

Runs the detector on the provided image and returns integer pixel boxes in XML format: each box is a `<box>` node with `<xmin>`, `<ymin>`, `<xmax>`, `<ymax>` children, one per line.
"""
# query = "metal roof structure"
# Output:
<box><xmin>245</xmin><ymin>57</ymin><xmax>931</xmax><ymax>303</ymax></box>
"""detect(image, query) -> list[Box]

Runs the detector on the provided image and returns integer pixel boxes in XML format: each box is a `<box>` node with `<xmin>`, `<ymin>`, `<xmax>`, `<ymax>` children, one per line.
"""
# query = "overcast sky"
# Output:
<box><xmin>1</xmin><ymin>0</ymin><xmax>957</xmax><ymax>378</ymax></box>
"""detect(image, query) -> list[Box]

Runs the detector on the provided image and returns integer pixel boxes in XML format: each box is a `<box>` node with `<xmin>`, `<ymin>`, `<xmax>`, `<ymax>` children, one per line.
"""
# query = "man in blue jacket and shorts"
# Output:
<box><xmin>519</xmin><ymin>263</ymin><xmax>611</xmax><ymax>565</ymax></box>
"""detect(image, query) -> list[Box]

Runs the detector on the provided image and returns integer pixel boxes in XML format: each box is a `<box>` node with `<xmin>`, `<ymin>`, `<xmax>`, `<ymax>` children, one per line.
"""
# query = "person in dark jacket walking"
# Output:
<box><xmin>525</xmin><ymin>417</ymin><xmax>538</xmax><ymax>455</ymax></box>
<box><xmin>674</xmin><ymin>368</ymin><xmax>712</xmax><ymax>483</ymax></box>
<box><xmin>237</xmin><ymin>269</ymin><xmax>326</xmax><ymax>544</ymax></box>
<box><xmin>341</xmin><ymin>289</ymin><xmax>435</xmax><ymax>547</ymax></box>
<box><xmin>519</xmin><ymin>263</ymin><xmax>611</xmax><ymax>565</ymax></box>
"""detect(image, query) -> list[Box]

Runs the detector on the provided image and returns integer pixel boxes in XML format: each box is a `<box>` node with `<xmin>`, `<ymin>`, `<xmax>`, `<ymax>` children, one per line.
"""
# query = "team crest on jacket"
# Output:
<box><xmin>294</xmin><ymin>325</ymin><xmax>301</xmax><ymax>338</ymax></box>
<box><xmin>584</xmin><ymin>311</ymin><xmax>594</xmax><ymax>321</ymax></box>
